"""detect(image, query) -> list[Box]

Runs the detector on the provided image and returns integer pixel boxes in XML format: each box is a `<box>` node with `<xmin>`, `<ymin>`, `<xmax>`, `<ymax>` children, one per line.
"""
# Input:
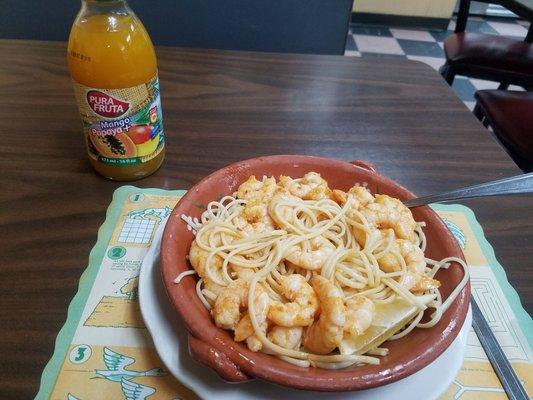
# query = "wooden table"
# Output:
<box><xmin>0</xmin><ymin>39</ymin><xmax>531</xmax><ymax>398</ymax></box>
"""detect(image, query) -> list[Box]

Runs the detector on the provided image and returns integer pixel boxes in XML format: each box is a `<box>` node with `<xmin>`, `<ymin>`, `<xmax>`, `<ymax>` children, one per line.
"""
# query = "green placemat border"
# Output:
<box><xmin>431</xmin><ymin>203</ymin><xmax>532</xmax><ymax>349</ymax></box>
<box><xmin>35</xmin><ymin>186</ymin><xmax>186</xmax><ymax>400</ymax></box>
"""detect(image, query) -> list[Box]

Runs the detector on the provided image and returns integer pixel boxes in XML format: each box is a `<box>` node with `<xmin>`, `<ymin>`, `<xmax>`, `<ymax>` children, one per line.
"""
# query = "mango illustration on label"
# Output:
<box><xmin>73</xmin><ymin>75</ymin><xmax>165</xmax><ymax>167</ymax></box>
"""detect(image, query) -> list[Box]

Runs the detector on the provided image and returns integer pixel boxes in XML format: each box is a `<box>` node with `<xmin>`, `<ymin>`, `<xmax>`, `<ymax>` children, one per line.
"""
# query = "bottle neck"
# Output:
<box><xmin>80</xmin><ymin>0</ymin><xmax>131</xmax><ymax>17</ymax></box>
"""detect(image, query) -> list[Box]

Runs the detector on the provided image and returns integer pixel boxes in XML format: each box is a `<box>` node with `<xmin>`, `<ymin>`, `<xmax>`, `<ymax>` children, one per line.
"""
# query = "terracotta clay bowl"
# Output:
<box><xmin>160</xmin><ymin>155</ymin><xmax>470</xmax><ymax>392</ymax></box>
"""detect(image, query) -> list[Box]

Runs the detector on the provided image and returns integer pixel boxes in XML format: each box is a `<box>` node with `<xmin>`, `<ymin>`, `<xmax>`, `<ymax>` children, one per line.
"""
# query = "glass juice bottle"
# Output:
<box><xmin>68</xmin><ymin>0</ymin><xmax>165</xmax><ymax>180</ymax></box>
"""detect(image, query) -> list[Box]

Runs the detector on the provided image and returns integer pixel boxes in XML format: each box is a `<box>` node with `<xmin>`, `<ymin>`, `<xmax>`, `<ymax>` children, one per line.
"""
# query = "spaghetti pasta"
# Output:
<box><xmin>175</xmin><ymin>172</ymin><xmax>469</xmax><ymax>369</ymax></box>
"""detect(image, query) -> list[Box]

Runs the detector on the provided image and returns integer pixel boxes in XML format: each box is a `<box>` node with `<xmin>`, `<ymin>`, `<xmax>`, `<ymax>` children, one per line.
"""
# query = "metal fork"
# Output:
<box><xmin>471</xmin><ymin>298</ymin><xmax>529</xmax><ymax>400</ymax></box>
<box><xmin>403</xmin><ymin>173</ymin><xmax>533</xmax><ymax>208</ymax></box>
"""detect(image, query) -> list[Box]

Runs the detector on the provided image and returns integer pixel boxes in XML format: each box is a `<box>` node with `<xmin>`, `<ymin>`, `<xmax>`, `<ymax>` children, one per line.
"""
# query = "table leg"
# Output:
<box><xmin>455</xmin><ymin>0</ymin><xmax>472</xmax><ymax>33</ymax></box>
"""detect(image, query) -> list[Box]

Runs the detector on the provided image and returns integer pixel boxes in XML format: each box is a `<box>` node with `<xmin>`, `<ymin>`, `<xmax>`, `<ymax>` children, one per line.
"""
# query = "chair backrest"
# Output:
<box><xmin>455</xmin><ymin>0</ymin><xmax>532</xmax><ymax>42</ymax></box>
<box><xmin>0</xmin><ymin>0</ymin><xmax>353</xmax><ymax>55</ymax></box>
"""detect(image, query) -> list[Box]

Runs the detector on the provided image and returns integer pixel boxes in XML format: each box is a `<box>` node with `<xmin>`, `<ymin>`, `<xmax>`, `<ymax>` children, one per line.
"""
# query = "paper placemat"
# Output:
<box><xmin>36</xmin><ymin>186</ymin><xmax>532</xmax><ymax>400</ymax></box>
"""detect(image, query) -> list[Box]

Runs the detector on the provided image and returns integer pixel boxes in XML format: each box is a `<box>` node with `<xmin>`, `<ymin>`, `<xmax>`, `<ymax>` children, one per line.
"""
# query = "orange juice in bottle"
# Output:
<box><xmin>68</xmin><ymin>0</ymin><xmax>165</xmax><ymax>181</ymax></box>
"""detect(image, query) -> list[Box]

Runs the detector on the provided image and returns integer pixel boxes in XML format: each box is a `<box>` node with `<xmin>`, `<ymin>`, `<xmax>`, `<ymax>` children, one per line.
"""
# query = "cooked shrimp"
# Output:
<box><xmin>212</xmin><ymin>279</ymin><xmax>249</xmax><ymax>330</ymax></box>
<box><xmin>332</xmin><ymin>186</ymin><xmax>374</xmax><ymax>209</ymax></box>
<box><xmin>236</xmin><ymin>175</ymin><xmax>277</xmax><ymax>201</ymax></box>
<box><xmin>378</xmin><ymin>239</ymin><xmax>440</xmax><ymax>292</ymax></box>
<box><xmin>234</xmin><ymin>314</ymin><xmax>253</xmax><ymax>342</ymax></box>
<box><xmin>402</xmin><ymin>239</ymin><xmax>440</xmax><ymax>292</ymax></box>
<box><xmin>268</xmin><ymin>326</ymin><xmax>303</xmax><ymax>350</ymax></box>
<box><xmin>202</xmin><ymin>278</ymin><xmax>226</xmax><ymax>303</ymax></box>
<box><xmin>285</xmin><ymin>236</ymin><xmax>335</xmax><ymax>271</ymax></box>
<box><xmin>268</xmin><ymin>274</ymin><xmax>318</xmax><ymax>327</ymax></box>
<box><xmin>407</xmin><ymin>274</ymin><xmax>441</xmax><ymax>292</ymax></box>
<box><xmin>233</xmin><ymin>209</ymin><xmax>275</xmax><ymax>236</ymax></box>
<box><xmin>333</xmin><ymin>186</ymin><xmax>375</xmax><ymax>246</ymax></box>
<box><xmin>267</xmin><ymin>190</ymin><xmax>302</xmax><ymax>228</ymax></box>
<box><xmin>234</xmin><ymin>216</ymin><xmax>269</xmax><ymax>235</ymax></box>
<box><xmin>400</xmin><ymin>239</ymin><xmax>426</xmax><ymax>274</ymax></box>
<box><xmin>245</xmin><ymin>334</ymin><xmax>263</xmax><ymax>352</ymax></box>
<box><xmin>279</xmin><ymin>172</ymin><xmax>332</xmax><ymax>200</ymax></box>
<box><xmin>344</xmin><ymin>295</ymin><xmax>375</xmax><ymax>337</ymax></box>
<box><xmin>234</xmin><ymin>285</ymin><xmax>271</xmax><ymax>351</ymax></box>
<box><xmin>189</xmin><ymin>240</ymin><xmax>223</xmax><ymax>278</ymax></box>
<box><xmin>378</xmin><ymin>239</ymin><xmax>409</xmax><ymax>272</ymax></box>
<box><xmin>302</xmin><ymin>276</ymin><xmax>346</xmax><ymax>355</ymax></box>
<box><xmin>242</xmin><ymin>198</ymin><xmax>270</xmax><ymax>222</ymax></box>
<box><xmin>234</xmin><ymin>177</ymin><xmax>277</xmax><ymax>235</ymax></box>
<box><xmin>230</xmin><ymin>265</ymin><xmax>256</xmax><ymax>281</ymax></box>
<box><xmin>362</xmin><ymin>194</ymin><xmax>417</xmax><ymax>242</ymax></box>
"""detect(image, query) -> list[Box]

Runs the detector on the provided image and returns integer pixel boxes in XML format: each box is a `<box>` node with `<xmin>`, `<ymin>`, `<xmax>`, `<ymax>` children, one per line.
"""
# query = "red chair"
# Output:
<box><xmin>439</xmin><ymin>0</ymin><xmax>533</xmax><ymax>89</ymax></box>
<box><xmin>439</xmin><ymin>33</ymin><xmax>533</xmax><ymax>88</ymax></box>
<box><xmin>474</xmin><ymin>90</ymin><xmax>533</xmax><ymax>173</ymax></box>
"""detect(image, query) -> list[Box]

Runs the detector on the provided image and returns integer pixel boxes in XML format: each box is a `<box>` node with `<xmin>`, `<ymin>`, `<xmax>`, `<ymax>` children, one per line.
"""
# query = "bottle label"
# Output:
<box><xmin>72</xmin><ymin>75</ymin><xmax>164</xmax><ymax>166</ymax></box>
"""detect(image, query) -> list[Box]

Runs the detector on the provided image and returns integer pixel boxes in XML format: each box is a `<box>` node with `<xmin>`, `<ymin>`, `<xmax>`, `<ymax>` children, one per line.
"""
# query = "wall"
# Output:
<box><xmin>353</xmin><ymin>0</ymin><xmax>456</xmax><ymax>18</ymax></box>
<box><xmin>0</xmin><ymin>0</ymin><xmax>353</xmax><ymax>55</ymax></box>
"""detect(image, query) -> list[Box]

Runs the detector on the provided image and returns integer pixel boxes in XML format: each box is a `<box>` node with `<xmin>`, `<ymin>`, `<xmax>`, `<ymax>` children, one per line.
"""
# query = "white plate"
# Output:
<box><xmin>139</xmin><ymin>227</ymin><xmax>472</xmax><ymax>400</ymax></box>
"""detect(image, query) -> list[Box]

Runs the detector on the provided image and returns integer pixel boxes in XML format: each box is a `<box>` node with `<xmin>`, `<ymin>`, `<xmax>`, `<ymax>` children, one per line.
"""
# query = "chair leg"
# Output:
<box><xmin>439</xmin><ymin>65</ymin><xmax>455</xmax><ymax>85</ymax></box>
<box><xmin>498</xmin><ymin>82</ymin><xmax>509</xmax><ymax>90</ymax></box>
<box><xmin>473</xmin><ymin>103</ymin><xmax>484</xmax><ymax>121</ymax></box>
<box><xmin>455</xmin><ymin>0</ymin><xmax>471</xmax><ymax>33</ymax></box>
<box><xmin>473</xmin><ymin>103</ymin><xmax>490</xmax><ymax>127</ymax></box>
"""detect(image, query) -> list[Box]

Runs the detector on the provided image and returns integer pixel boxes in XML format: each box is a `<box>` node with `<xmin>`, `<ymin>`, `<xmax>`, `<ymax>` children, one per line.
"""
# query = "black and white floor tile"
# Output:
<box><xmin>345</xmin><ymin>16</ymin><xmax>530</xmax><ymax>109</ymax></box>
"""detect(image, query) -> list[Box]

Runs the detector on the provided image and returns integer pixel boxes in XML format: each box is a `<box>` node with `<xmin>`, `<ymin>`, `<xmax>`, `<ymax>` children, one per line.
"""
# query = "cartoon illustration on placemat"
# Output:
<box><xmin>95</xmin><ymin>347</ymin><xmax>166</xmax><ymax>382</ymax></box>
<box><xmin>51</xmin><ymin>344</ymin><xmax>192</xmax><ymax>400</ymax></box>
<box><xmin>120</xmin><ymin>377</ymin><xmax>156</xmax><ymax>400</ymax></box>
<box><xmin>94</xmin><ymin>347</ymin><xmax>164</xmax><ymax>400</ymax></box>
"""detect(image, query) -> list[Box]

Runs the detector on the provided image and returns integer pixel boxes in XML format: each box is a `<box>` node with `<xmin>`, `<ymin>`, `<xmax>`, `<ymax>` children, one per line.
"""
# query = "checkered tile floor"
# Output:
<box><xmin>345</xmin><ymin>16</ymin><xmax>530</xmax><ymax>109</ymax></box>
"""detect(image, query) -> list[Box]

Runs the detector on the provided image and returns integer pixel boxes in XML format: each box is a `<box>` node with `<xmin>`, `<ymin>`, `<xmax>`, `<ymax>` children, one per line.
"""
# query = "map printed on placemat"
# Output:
<box><xmin>36</xmin><ymin>187</ymin><xmax>532</xmax><ymax>400</ymax></box>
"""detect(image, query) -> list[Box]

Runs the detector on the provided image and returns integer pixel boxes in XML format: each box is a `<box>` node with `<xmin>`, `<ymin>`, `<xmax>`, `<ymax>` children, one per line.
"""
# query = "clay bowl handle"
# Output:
<box><xmin>349</xmin><ymin>160</ymin><xmax>378</xmax><ymax>174</ymax></box>
<box><xmin>188</xmin><ymin>334</ymin><xmax>251</xmax><ymax>382</ymax></box>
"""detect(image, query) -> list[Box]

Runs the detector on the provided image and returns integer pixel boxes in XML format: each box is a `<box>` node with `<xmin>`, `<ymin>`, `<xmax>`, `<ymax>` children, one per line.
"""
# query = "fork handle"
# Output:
<box><xmin>404</xmin><ymin>173</ymin><xmax>533</xmax><ymax>208</ymax></box>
